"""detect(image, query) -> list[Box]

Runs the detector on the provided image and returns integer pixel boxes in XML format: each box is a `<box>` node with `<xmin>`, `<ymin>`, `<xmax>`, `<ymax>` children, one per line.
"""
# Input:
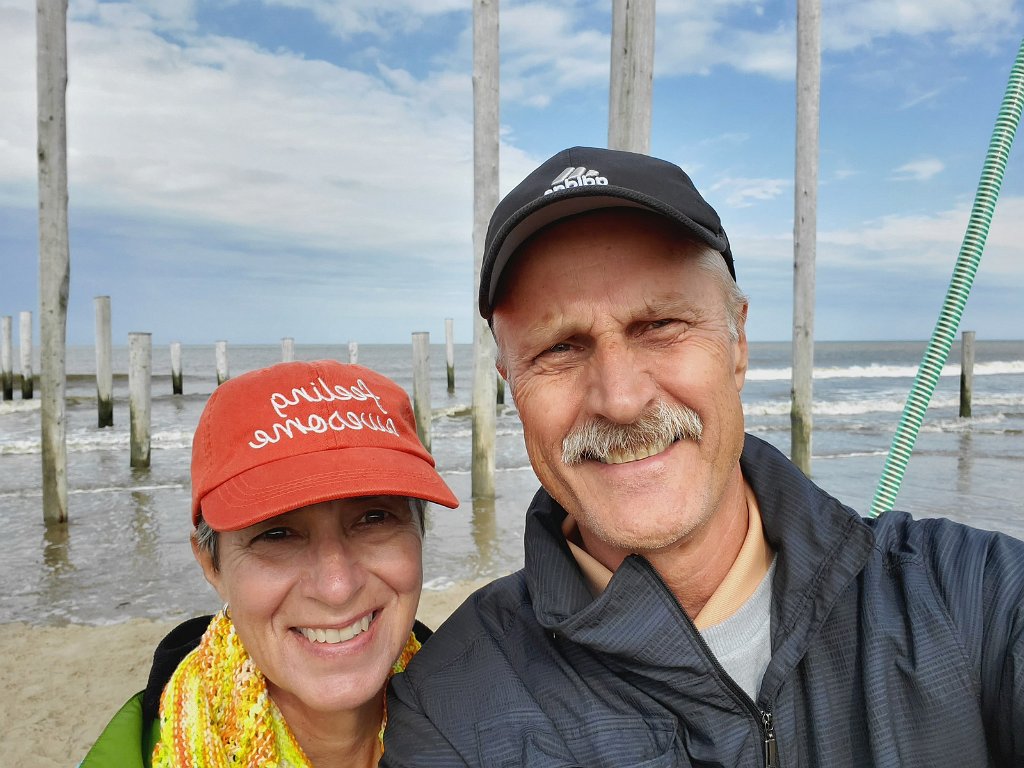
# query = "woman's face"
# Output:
<box><xmin>195</xmin><ymin>496</ymin><xmax>423</xmax><ymax>718</ymax></box>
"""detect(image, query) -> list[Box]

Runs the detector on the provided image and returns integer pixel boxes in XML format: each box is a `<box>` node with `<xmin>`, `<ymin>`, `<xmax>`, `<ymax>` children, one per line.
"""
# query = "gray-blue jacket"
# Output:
<box><xmin>384</xmin><ymin>434</ymin><xmax>1024</xmax><ymax>767</ymax></box>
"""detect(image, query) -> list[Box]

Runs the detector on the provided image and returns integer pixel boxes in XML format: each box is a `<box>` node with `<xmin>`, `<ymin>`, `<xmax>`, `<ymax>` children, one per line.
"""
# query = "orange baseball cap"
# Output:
<box><xmin>191</xmin><ymin>359</ymin><xmax>459</xmax><ymax>531</ymax></box>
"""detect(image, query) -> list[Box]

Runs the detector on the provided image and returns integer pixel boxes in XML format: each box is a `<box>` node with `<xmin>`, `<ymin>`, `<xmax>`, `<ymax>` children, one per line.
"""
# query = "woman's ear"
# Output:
<box><xmin>192</xmin><ymin>534</ymin><xmax>226</xmax><ymax>601</ymax></box>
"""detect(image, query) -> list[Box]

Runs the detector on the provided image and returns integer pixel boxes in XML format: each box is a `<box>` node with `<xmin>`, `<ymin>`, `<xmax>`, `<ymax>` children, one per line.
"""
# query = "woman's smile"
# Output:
<box><xmin>296</xmin><ymin>610</ymin><xmax>377</xmax><ymax>645</ymax></box>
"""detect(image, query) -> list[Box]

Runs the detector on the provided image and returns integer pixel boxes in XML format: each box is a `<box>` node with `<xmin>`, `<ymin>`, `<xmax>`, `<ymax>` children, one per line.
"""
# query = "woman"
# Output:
<box><xmin>83</xmin><ymin>360</ymin><xmax>459</xmax><ymax>767</ymax></box>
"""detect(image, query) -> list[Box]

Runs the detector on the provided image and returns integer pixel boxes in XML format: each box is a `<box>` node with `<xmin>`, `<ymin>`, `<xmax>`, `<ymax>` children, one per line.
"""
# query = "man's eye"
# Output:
<box><xmin>545</xmin><ymin>342</ymin><xmax>573</xmax><ymax>355</ymax></box>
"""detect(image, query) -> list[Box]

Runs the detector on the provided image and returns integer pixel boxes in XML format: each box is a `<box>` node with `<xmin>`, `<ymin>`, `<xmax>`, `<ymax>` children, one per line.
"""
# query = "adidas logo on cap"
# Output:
<box><xmin>543</xmin><ymin>166</ymin><xmax>609</xmax><ymax>195</ymax></box>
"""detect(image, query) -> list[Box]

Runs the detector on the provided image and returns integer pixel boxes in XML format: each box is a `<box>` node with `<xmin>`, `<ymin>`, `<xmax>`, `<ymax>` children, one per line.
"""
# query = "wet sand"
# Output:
<box><xmin>0</xmin><ymin>578</ymin><xmax>493</xmax><ymax>768</ymax></box>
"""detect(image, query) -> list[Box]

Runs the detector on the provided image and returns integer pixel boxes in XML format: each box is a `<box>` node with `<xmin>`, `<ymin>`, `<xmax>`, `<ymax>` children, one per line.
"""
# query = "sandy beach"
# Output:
<box><xmin>0</xmin><ymin>579</ymin><xmax>493</xmax><ymax>767</ymax></box>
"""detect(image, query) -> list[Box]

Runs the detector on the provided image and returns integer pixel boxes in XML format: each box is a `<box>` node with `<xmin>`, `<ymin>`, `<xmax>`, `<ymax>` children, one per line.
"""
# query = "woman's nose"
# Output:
<box><xmin>304</xmin><ymin>535</ymin><xmax>366</xmax><ymax>606</ymax></box>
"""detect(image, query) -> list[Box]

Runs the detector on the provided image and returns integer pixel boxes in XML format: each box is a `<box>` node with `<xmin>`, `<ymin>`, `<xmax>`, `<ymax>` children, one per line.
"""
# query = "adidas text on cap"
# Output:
<box><xmin>479</xmin><ymin>146</ymin><xmax>735</xmax><ymax>319</ymax></box>
<box><xmin>191</xmin><ymin>360</ymin><xmax>459</xmax><ymax>531</ymax></box>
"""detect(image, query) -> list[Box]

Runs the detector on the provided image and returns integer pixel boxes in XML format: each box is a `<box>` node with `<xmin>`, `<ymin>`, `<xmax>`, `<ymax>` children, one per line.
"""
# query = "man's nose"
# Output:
<box><xmin>584</xmin><ymin>340</ymin><xmax>657</xmax><ymax>424</ymax></box>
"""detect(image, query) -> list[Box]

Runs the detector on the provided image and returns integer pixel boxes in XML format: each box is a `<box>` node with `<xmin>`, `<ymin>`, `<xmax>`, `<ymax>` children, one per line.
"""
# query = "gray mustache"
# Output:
<box><xmin>561</xmin><ymin>401</ymin><xmax>703</xmax><ymax>465</ymax></box>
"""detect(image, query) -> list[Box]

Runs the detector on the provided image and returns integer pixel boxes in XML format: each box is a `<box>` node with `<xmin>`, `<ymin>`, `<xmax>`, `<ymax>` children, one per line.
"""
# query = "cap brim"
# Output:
<box><xmin>198</xmin><ymin>446</ymin><xmax>460</xmax><ymax>531</ymax></box>
<box><xmin>481</xmin><ymin>188</ymin><xmax>733</xmax><ymax>318</ymax></box>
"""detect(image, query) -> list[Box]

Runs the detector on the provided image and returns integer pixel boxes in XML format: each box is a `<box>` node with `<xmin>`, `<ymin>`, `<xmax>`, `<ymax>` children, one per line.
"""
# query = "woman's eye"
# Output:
<box><xmin>361</xmin><ymin>509</ymin><xmax>392</xmax><ymax>525</ymax></box>
<box><xmin>254</xmin><ymin>527</ymin><xmax>291</xmax><ymax>543</ymax></box>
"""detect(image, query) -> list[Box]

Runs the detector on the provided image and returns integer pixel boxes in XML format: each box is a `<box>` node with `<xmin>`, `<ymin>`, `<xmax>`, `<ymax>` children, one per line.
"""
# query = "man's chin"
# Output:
<box><xmin>576</xmin><ymin>510</ymin><xmax>695</xmax><ymax>554</ymax></box>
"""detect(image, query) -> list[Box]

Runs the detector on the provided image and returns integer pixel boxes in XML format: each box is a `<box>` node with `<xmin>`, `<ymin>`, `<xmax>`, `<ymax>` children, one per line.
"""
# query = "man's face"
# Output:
<box><xmin>492</xmin><ymin>209</ymin><xmax>749</xmax><ymax>565</ymax></box>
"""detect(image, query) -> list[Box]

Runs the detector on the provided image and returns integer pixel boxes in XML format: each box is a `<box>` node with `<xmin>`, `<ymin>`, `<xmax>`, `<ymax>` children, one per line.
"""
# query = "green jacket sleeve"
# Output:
<box><xmin>80</xmin><ymin>691</ymin><xmax>159</xmax><ymax>768</ymax></box>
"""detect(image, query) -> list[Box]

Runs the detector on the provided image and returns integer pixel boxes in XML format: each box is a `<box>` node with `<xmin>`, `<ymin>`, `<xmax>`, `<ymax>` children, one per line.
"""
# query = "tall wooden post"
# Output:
<box><xmin>215</xmin><ymin>340</ymin><xmax>229</xmax><ymax>385</ymax></box>
<box><xmin>608</xmin><ymin>0</ymin><xmax>655</xmax><ymax>154</ymax></box>
<box><xmin>94</xmin><ymin>296</ymin><xmax>113</xmax><ymax>426</ymax></box>
<box><xmin>170</xmin><ymin>341</ymin><xmax>183</xmax><ymax>395</ymax></box>
<box><xmin>281</xmin><ymin>337</ymin><xmax>295</xmax><ymax>362</ymax></box>
<box><xmin>19</xmin><ymin>311</ymin><xmax>33</xmax><ymax>399</ymax></box>
<box><xmin>445</xmin><ymin>317</ymin><xmax>456</xmax><ymax>394</ymax></box>
<box><xmin>959</xmin><ymin>331</ymin><xmax>975</xmax><ymax>418</ymax></box>
<box><xmin>472</xmin><ymin>0</ymin><xmax>499</xmax><ymax>498</ymax></box>
<box><xmin>411</xmin><ymin>332</ymin><xmax>432</xmax><ymax>452</ymax></box>
<box><xmin>128</xmin><ymin>332</ymin><xmax>152</xmax><ymax>468</ymax></box>
<box><xmin>37</xmin><ymin>0</ymin><xmax>71</xmax><ymax>524</ymax></box>
<box><xmin>1</xmin><ymin>315</ymin><xmax>12</xmax><ymax>400</ymax></box>
<box><xmin>790</xmin><ymin>0</ymin><xmax>821</xmax><ymax>476</ymax></box>
<box><xmin>348</xmin><ymin>341</ymin><xmax>358</xmax><ymax>365</ymax></box>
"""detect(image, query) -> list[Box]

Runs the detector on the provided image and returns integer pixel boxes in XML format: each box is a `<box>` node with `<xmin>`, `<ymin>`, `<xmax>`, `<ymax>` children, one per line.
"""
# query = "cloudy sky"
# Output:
<box><xmin>1</xmin><ymin>0</ymin><xmax>1022</xmax><ymax>346</ymax></box>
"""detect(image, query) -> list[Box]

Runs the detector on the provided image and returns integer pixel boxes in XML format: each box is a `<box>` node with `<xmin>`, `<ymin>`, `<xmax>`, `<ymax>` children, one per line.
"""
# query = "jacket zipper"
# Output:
<box><xmin>641</xmin><ymin>556</ymin><xmax>778</xmax><ymax>768</ymax></box>
<box><xmin>762</xmin><ymin>710</ymin><xmax>778</xmax><ymax>767</ymax></box>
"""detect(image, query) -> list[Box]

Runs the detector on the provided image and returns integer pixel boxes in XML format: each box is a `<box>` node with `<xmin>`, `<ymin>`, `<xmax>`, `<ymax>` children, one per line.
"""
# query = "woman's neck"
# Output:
<box><xmin>272</xmin><ymin>688</ymin><xmax>385</xmax><ymax>768</ymax></box>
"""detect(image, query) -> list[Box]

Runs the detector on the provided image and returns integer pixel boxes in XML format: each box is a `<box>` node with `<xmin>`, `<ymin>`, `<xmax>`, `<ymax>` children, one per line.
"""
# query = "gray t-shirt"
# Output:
<box><xmin>699</xmin><ymin>557</ymin><xmax>775</xmax><ymax>702</ymax></box>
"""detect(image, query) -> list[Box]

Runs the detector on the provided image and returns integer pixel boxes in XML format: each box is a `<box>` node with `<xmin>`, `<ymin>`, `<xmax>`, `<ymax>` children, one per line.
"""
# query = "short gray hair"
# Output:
<box><xmin>193</xmin><ymin>497</ymin><xmax>428</xmax><ymax>572</ymax></box>
<box><xmin>692</xmin><ymin>246</ymin><xmax>748</xmax><ymax>341</ymax></box>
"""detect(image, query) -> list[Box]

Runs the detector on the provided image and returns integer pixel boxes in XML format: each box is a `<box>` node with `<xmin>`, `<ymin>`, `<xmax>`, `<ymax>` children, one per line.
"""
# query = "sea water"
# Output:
<box><xmin>1</xmin><ymin>340</ymin><xmax>1022</xmax><ymax>625</ymax></box>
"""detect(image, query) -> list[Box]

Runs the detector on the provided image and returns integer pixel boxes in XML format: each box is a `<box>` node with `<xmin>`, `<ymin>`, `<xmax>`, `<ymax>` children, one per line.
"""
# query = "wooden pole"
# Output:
<box><xmin>93</xmin><ymin>296</ymin><xmax>113</xmax><ymax>426</ymax></box>
<box><xmin>472</xmin><ymin>0</ymin><xmax>499</xmax><ymax>498</ymax></box>
<box><xmin>128</xmin><ymin>332</ymin><xmax>151</xmax><ymax>468</ymax></box>
<box><xmin>445</xmin><ymin>317</ymin><xmax>456</xmax><ymax>394</ymax></box>
<box><xmin>281</xmin><ymin>337</ymin><xmax>294</xmax><ymax>362</ymax></box>
<box><xmin>608</xmin><ymin>0</ymin><xmax>655</xmax><ymax>154</ymax></box>
<box><xmin>790</xmin><ymin>0</ymin><xmax>821</xmax><ymax>477</ymax></box>
<box><xmin>170</xmin><ymin>341</ymin><xmax>183</xmax><ymax>395</ymax></box>
<box><xmin>1</xmin><ymin>315</ymin><xmax>12</xmax><ymax>400</ymax></box>
<box><xmin>348</xmin><ymin>341</ymin><xmax>358</xmax><ymax>365</ymax></box>
<box><xmin>215</xmin><ymin>340</ymin><xmax>229</xmax><ymax>385</ymax></box>
<box><xmin>959</xmin><ymin>330</ymin><xmax>975</xmax><ymax>418</ymax></box>
<box><xmin>19</xmin><ymin>311</ymin><xmax>33</xmax><ymax>399</ymax></box>
<box><xmin>37</xmin><ymin>0</ymin><xmax>71</xmax><ymax>524</ymax></box>
<box><xmin>411</xmin><ymin>332</ymin><xmax>432</xmax><ymax>452</ymax></box>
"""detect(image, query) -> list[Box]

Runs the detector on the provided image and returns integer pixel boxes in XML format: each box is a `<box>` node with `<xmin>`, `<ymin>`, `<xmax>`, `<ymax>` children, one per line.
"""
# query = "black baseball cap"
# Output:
<box><xmin>479</xmin><ymin>146</ymin><xmax>734</xmax><ymax>320</ymax></box>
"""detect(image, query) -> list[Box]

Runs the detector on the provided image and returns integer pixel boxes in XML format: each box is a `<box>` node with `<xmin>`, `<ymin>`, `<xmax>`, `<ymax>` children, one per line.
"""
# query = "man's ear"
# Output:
<box><xmin>734</xmin><ymin>301</ymin><xmax>750</xmax><ymax>391</ymax></box>
<box><xmin>192</xmin><ymin>534</ymin><xmax>226</xmax><ymax>601</ymax></box>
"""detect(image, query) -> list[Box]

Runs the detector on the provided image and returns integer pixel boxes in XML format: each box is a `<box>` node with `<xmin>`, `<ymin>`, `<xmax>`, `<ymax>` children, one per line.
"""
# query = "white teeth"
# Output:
<box><xmin>299</xmin><ymin>612</ymin><xmax>374</xmax><ymax>645</ymax></box>
<box><xmin>601</xmin><ymin>437</ymin><xmax>674</xmax><ymax>465</ymax></box>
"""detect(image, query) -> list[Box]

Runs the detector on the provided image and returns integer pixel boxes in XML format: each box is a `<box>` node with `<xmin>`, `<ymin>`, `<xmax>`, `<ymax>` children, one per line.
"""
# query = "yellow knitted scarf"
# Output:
<box><xmin>152</xmin><ymin>609</ymin><xmax>421</xmax><ymax>767</ymax></box>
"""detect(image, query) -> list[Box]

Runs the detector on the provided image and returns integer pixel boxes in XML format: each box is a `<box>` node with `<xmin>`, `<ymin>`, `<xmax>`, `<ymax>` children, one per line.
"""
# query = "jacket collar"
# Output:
<box><xmin>522</xmin><ymin>434</ymin><xmax>875</xmax><ymax>685</ymax></box>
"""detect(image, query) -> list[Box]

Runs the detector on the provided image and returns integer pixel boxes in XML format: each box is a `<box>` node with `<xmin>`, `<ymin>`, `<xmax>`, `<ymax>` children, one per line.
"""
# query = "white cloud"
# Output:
<box><xmin>260</xmin><ymin>0</ymin><xmax>467</xmax><ymax>39</ymax></box>
<box><xmin>823</xmin><ymin>0</ymin><xmax>1020</xmax><ymax>52</ymax></box>
<box><xmin>0</xmin><ymin>5</ymin><xmax>36</xmax><ymax>188</ymax></box>
<box><xmin>654</xmin><ymin>0</ymin><xmax>1017</xmax><ymax>81</ymax></box>
<box><xmin>899</xmin><ymin>87</ymin><xmax>945</xmax><ymax>111</ymax></box>
<box><xmin>711</xmin><ymin>176</ymin><xmax>789</xmax><ymax>207</ymax></box>
<box><xmin>821</xmin><ymin>196</ymin><xmax>1024</xmax><ymax>278</ymax></box>
<box><xmin>0</xmin><ymin>3</ymin><xmax>480</xmax><ymax>265</ymax></box>
<box><xmin>891</xmin><ymin>158</ymin><xmax>945</xmax><ymax>182</ymax></box>
<box><xmin>499</xmin><ymin>2</ymin><xmax>610</xmax><ymax>107</ymax></box>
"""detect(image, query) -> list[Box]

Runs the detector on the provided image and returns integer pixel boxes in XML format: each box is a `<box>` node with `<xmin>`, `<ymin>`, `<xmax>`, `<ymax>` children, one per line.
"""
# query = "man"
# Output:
<box><xmin>383</xmin><ymin>147</ymin><xmax>1024</xmax><ymax>766</ymax></box>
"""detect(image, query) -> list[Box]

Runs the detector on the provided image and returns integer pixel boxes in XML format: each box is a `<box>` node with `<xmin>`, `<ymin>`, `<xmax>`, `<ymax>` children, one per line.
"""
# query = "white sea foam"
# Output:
<box><xmin>422</xmin><ymin>576</ymin><xmax>457</xmax><ymax>591</ymax></box>
<box><xmin>817</xmin><ymin>450</ymin><xmax>889</xmax><ymax>460</ymax></box>
<box><xmin>0</xmin><ymin>482</ymin><xmax>185</xmax><ymax>499</ymax></box>
<box><xmin>745</xmin><ymin>360</ymin><xmax>1024</xmax><ymax>382</ymax></box>
<box><xmin>0</xmin><ymin>400</ymin><xmax>41</xmax><ymax>415</ymax></box>
<box><xmin>0</xmin><ymin>428</ymin><xmax>194</xmax><ymax>455</ymax></box>
<box><xmin>743</xmin><ymin>392</ymin><xmax>1024</xmax><ymax>418</ymax></box>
